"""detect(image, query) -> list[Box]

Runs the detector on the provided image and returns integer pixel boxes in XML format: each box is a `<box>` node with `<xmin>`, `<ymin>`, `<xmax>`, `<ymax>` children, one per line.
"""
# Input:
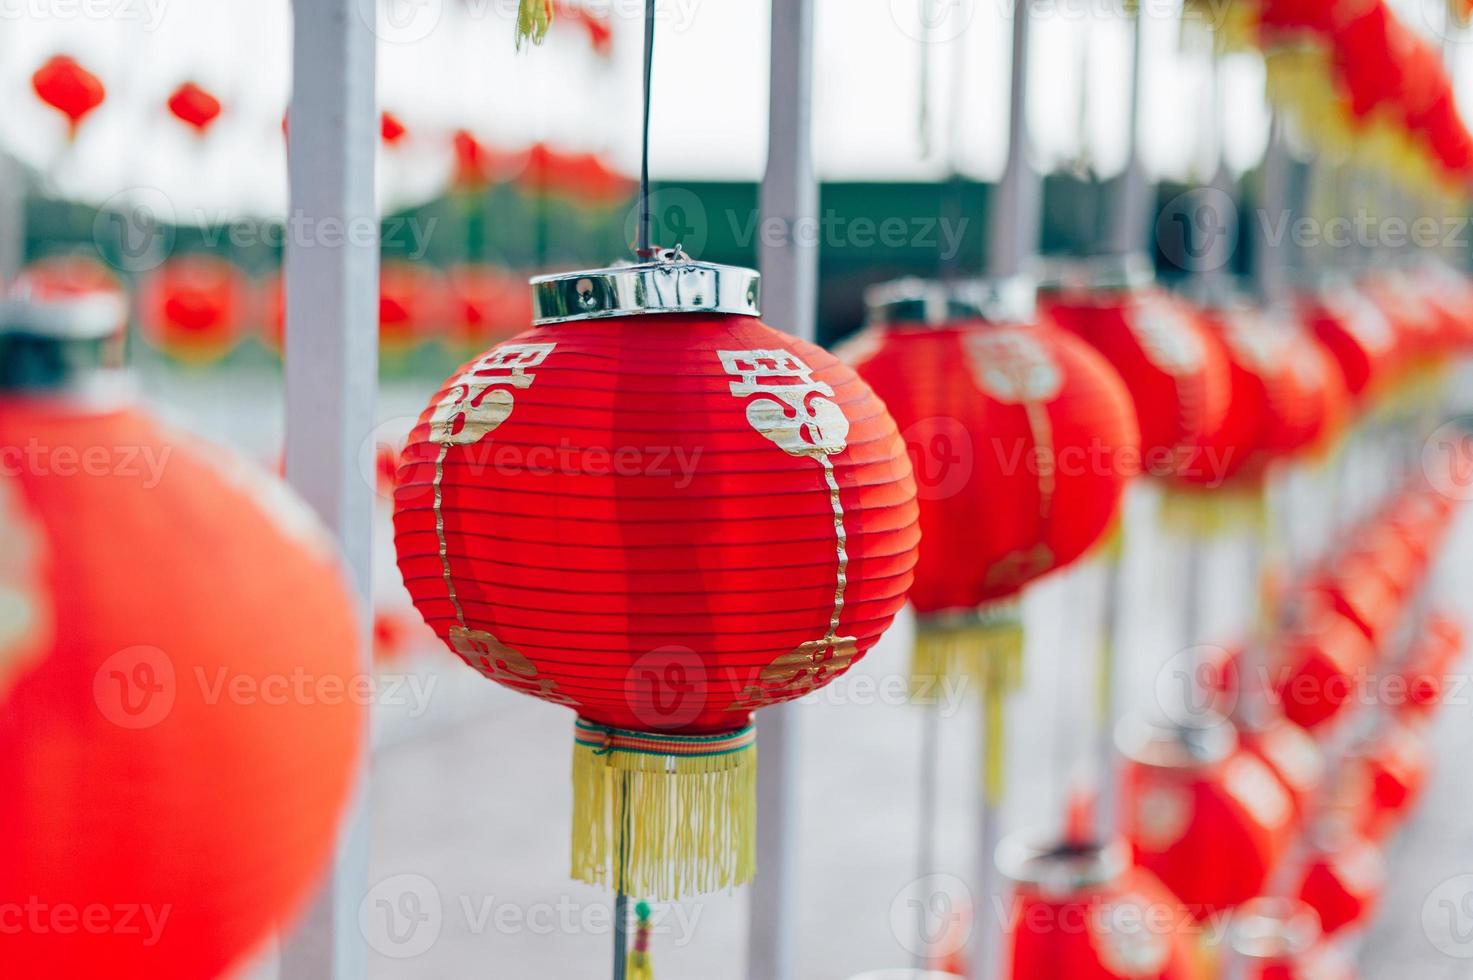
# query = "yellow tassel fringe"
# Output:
<box><xmin>1158</xmin><ymin>486</ymin><xmax>1267</xmax><ymax>539</ymax></box>
<box><xmin>570</xmin><ymin>722</ymin><xmax>756</xmax><ymax>900</ymax></box>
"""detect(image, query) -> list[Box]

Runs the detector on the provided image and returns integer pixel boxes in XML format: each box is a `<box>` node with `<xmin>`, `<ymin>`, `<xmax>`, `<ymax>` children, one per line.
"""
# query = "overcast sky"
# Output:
<box><xmin>0</xmin><ymin>0</ymin><xmax>1460</xmax><ymax>220</ymax></box>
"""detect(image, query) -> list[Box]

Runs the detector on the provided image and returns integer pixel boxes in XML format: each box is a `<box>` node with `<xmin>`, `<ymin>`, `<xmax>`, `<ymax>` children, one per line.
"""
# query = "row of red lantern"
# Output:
<box><xmin>995</xmin><ymin>476</ymin><xmax>1463</xmax><ymax>979</ymax></box>
<box><xmin>17</xmin><ymin>253</ymin><xmax>535</xmax><ymax>364</ymax></box>
<box><xmin>1219</xmin><ymin>0</ymin><xmax>1473</xmax><ymax>192</ymax></box>
<box><xmin>31</xmin><ymin>50</ymin><xmax>633</xmax><ymax>202</ymax></box>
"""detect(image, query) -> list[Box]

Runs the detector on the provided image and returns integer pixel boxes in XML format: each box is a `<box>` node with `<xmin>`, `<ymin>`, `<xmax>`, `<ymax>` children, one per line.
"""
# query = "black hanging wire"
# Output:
<box><xmin>636</xmin><ymin>0</ymin><xmax>657</xmax><ymax>258</ymax></box>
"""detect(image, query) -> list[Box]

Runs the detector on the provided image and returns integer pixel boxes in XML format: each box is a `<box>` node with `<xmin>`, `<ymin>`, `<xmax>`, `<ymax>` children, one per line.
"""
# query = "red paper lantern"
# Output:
<box><xmin>379</xmin><ymin>260</ymin><xmax>446</xmax><ymax>353</ymax></box>
<box><xmin>451</xmin><ymin>130</ymin><xmax>523</xmax><ymax>189</ymax></box>
<box><xmin>1118</xmin><ymin>716</ymin><xmax>1294</xmax><ymax>916</ymax></box>
<box><xmin>1399</xmin><ymin>611</ymin><xmax>1463</xmax><ymax>719</ymax></box>
<box><xmin>1041</xmin><ymin>270</ymin><xmax>1231</xmax><ymax>485</ymax></box>
<box><xmin>31</xmin><ymin>54</ymin><xmax>105</xmax><ymax>137</ymax></box>
<box><xmin>380</xmin><ymin>110</ymin><xmax>407</xmax><ymax>146</ymax></box>
<box><xmin>517</xmin><ymin>142</ymin><xmax>635</xmax><ymax>205</ymax></box>
<box><xmin>1239</xmin><ymin>715</ymin><xmax>1324</xmax><ymax>821</ymax></box>
<box><xmin>139</xmin><ymin>254</ymin><xmax>247</xmax><ymax>363</ymax></box>
<box><xmin>166</xmin><ymin>81</ymin><xmax>222</xmax><ymax>134</ymax></box>
<box><xmin>1227</xmin><ymin>897</ymin><xmax>1357</xmax><ymax>980</ymax></box>
<box><xmin>1273</xmin><ymin>607</ymin><xmax>1374</xmax><ymax>732</ymax></box>
<box><xmin>847</xmin><ymin>281</ymin><xmax>1139</xmax><ymax>619</ymax></box>
<box><xmin>1186</xmin><ymin>306</ymin><xmax>1324</xmax><ymax>486</ymax></box>
<box><xmin>1294</xmin><ymin>821</ymin><xmax>1385</xmax><ymax>937</ymax></box>
<box><xmin>999</xmin><ymin>834</ymin><xmax>1200</xmax><ymax>980</ymax></box>
<box><xmin>1300</xmin><ymin>285</ymin><xmax>1398</xmax><ymax>404</ymax></box>
<box><xmin>1344</xmin><ymin>721</ymin><xmax>1430</xmax><ymax>839</ymax></box>
<box><xmin>0</xmin><ymin>288</ymin><xmax>363</xmax><ymax>979</ymax></box>
<box><xmin>393</xmin><ymin>257</ymin><xmax>919</xmax><ymax>896</ymax></box>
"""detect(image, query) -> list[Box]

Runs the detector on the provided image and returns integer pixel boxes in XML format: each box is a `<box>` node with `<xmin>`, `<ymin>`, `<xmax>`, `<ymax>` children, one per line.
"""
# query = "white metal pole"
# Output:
<box><xmin>1105</xmin><ymin>5</ymin><xmax>1148</xmax><ymax>257</ymax></box>
<box><xmin>986</xmin><ymin>0</ymin><xmax>1038</xmax><ymax>280</ymax></box>
<box><xmin>746</xmin><ymin>2</ymin><xmax>816</xmax><ymax>979</ymax></box>
<box><xmin>277</xmin><ymin>0</ymin><xmax>378</xmax><ymax>977</ymax></box>
<box><xmin>748</xmin><ymin>0</ymin><xmax>818</xmax><ymax>972</ymax></box>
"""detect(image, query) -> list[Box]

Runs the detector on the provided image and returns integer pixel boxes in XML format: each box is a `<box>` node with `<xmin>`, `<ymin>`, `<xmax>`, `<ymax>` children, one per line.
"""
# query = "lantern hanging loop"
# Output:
<box><xmin>636</xmin><ymin>0</ymin><xmax>656</xmax><ymax>257</ymax></box>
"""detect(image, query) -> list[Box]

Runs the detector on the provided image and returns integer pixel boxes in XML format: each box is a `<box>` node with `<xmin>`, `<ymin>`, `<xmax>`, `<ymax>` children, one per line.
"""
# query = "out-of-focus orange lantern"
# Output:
<box><xmin>31</xmin><ymin>54</ymin><xmax>105</xmax><ymax>137</ymax></box>
<box><xmin>847</xmin><ymin>279</ymin><xmax>1139</xmax><ymax>670</ymax></box>
<box><xmin>998</xmin><ymin>833</ymin><xmax>1200</xmax><ymax>980</ymax></box>
<box><xmin>1239</xmin><ymin>715</ymin><xmax>1324</xmax><ymax>822</ymax></box>
<box><xmin>1118</xmin><ymin>716</ymin><xmax>1294</xmax><ymax>917</ymax></box>
<box><xmin>166</xmin><ymin>81</ymin><xmax>222</xmax><ymax>135</ymax></box>
<box><xmin>1273</xmin><ymin>607</ymin><xmax>1375</xmax><ymax>733</ymax></box>
<box><xmin>1342</xmin><ymin>721</ymin><xmax>1431</xmax><ymax>840</ymax></box>
<box><xmin>1294</xmin><ymin>819</ymin><xmax>1385</xmax><ymax>937</ymax></box>
<box><xmin>0</xmin><ymin>281</ymin><xmax>363</xmax><ymax>979</ymax></box>
<box><xmin>1039</xmin><ymin>260</ymin><xmax>1231</xmax><ymax>486</ymax></box>
<box><xmin>446</xmin><ymin>264</ymin><xmax>532</xmax><ymax>350</ymax></box>
<box><xmin>1227</xmin><ymin>897</ymin><xmax>1357</xmax><ymax>980</ymax></box>
<box><xmin>1300</xmin><ymin>284</ymin><xmax>1398</xmax><ymax>405</ymax></box>
<box><xmin>139</xmin><ymin>254</ymin><xmax>247</xmax><ymax>364</ymax></box>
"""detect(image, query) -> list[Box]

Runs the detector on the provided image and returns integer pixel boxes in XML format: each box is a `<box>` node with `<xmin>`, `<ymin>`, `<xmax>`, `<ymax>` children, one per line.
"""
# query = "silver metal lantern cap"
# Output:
<box><xmin>1228</xmin><ymin>897</ymin><xmax>1322</xmax><ymax>962</ymax></box>
<box><xmin>863</xmin><ymin>274</ymin><xmax>1037</xmax><ymax>328</ymax></box>
<box><xmin>1114</xmin><ymin>712</ymin><xmax>1237</xmax><ymax>770</ymax></box>
<box><xmin>530</xmin><ymin>247</ymin><xmax>761</xmax><ymax>326</ymax></box>
<box><xmin>995</xmin><ymin>831</ymin><xmax>1131</xmax><ymax>896</ymax></box>
<box><xmin>0</xmin><ymin>277</ymin><xmax>129</xmax><ymax>393</ymax></box>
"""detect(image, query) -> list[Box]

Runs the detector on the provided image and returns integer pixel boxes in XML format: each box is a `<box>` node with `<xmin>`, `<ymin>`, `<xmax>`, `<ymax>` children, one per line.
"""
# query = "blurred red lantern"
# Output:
<box><xmin>166</xmin><ymin>81</ymin><xmax>222</xmax><ymax>135</ymax></box>
<box><xmin>552</xmin><ymin>0</ymin><xmax>613</xmax><ymax>56</ymax></box>
<box><xmin>1298</xmin><ymin>560</ymin><xmax>1401</xmax><ymax>651</ymax></box>
<box><xmin>451</xmin><ymin>129</ymin><xmax>523</xmax><ymax>189</ymax></box>
<box><xmin>1361</xmin><ymin>270</ymin><xmax>1446</xmax><ymax>366</ymax></box>
<box><xmin>393</xmin><ymin>258</ymin><xmax>919</xmax><ymax>896</ymax></box>
<box><xmin>32</xmin><ymin>54</ymin><xmax>105</xmax><ymax>137</ymax></box>
<box><xmin>380</xmin><ymin>110</ymin><xmax>407</xmax><ymax>146</ymax></box>
<box><xmin>1041</xmin><ymin>271</ymin><xmax>1231</xmax><ymax>485</ymax></box>
<box><xmin>1294</xmin><ymin>820</ymin><xmax>1385</xmax><ymax>937</ymax></box>
<box><xmin>1187</xmin><ymin>306</ymin><xmax>1323</xmax><ymax>486</ymax></box>
<box><xmin>1300</xmin><ymin>285</ymin><xmax>1398</xmax><ymax>404</ymax></box>
<box><xmin>1118</xmin><ymin>716</ymin><xmax>1294</xmax><ymax>916</ymax></box>
<box><xmin>1228</xmin><ymin>897</ymin><xmax>1356</xmax><ymax>980</ymax></box>
<box><xmin>1273</xmin><ymin>607</ymin><xmax>1374</xmax><ymax>732</ymax></box>
<box><xmin>517</xmin><ymin>142</ymin><xmax>635</xmax><ymax>206</ymax></box>
<box><xmin>14</xmin><ymin>254</ymin><xmax>124</xmax><ymax>310</ymax></box>
<box><xmin>1345</xmin><ymin>721</ymin><xmax>1430</xmax><ymax>839</ymax></box>
<box><xmin>0</xmin><ymin>287</ymin><xmax>363</xmax><ymax>979</ymax></box>
<box><xmin>379</xmin><ymin>260</ymin><xmax>446</xmax><ymax>353</ymax></box>
<box><xmin>139</xmin><ymin>255</ymin><xmax>247</xmax><ymax>364</ymax></box>
<box><xmin>999</xmin><ymin>834</ymin><xmax>1200</xmax><ymax>980</ymax></box>
<box><xmin>446</xmin><ymin>264</ymin><xmax>531</xmax><ymax>349</ymax></box>
<box><xmin>1399</xmin><ymin>611</ymin><xmax>1463</xmax><ymax>719</ymax></box>
<box><xmin>848</xmin><ymin>281</ymin><xmax>1139</xmax><ymax>628</ymax></box>
<box><xmin>1239</xmin><ymin>715</ymin><xmax>1324</xmax><ymax>821</ymax></box>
